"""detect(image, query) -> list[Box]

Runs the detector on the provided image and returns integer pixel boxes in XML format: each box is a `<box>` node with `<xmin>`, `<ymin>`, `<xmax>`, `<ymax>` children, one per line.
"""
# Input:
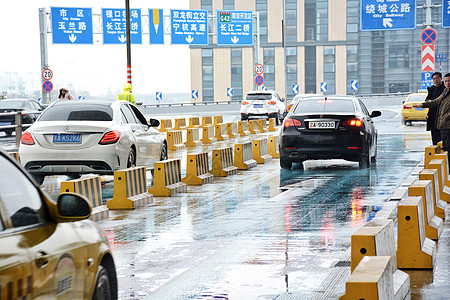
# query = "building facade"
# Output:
<box><xmin>189</xmin><ymin>0</ymin><xmax>450</xmax><ymax>102</ymax></box>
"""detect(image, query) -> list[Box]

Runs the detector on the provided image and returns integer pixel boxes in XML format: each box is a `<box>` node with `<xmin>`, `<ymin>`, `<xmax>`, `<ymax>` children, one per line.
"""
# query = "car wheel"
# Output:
<box><xmin>240</xmin><ymin>114</ymin><xmax>248</xmax><ymax>121</ymax></box>
<box><xmin>358</xmin><ymin>152</ymin><xmax>371</xmax><ymax>169</ymax></box>
<box><xmin>280</xmin><ymin>156</ymin><xmax>292</xmax><ymax>169</ymax></box>
<box><xmin>371</xmin><ymin>142</ymin><xmax>377</xmax><ymax>164</ymax></box>
<box><xmin>92</xmin><ymin>265</ymin><xmax>113</xmax><ymax>300</ymax></box>
<box><xmin>406</xmin><ymin>121</ymin><xmax>412</xmax><ymax>126</ymax></box>
<box><xmin>32</xmin><ymin>174</ymin><xmax>45</xmax><ymax>185</ymax></box>
<box><xmin>127</xmin><ymin>148</ymin><xmax>136</xmax><ymax>168</ymax></box>
<box><xmin>401</xmin><ymin>119</ymin><xmax>406</xmax><ymax>125</ymax></box>
<box><xmin>160</xmin><ymin>142</ymin><xmax>168</xmax><ymax>161</ymax></box>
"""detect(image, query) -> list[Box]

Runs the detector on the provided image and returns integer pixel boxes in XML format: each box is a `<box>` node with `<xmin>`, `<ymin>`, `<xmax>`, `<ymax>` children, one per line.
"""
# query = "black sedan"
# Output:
<box><xmin>280</xmin><ymin>95</ymin><xmax>381</xmax><ymax>169</ymax></box>
<box><xmin>0</xmin><ymin>99</ymin><xmax>42</xmax><ymax>136</ymax></box>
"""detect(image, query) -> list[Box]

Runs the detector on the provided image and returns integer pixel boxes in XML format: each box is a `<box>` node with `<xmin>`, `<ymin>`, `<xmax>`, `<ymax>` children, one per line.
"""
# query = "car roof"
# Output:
<box><xmin>51</xmin><ymin>100</ymin><xmax>118</xmax><ymax>107</ymax></box>
<box><xmin>297</xmin><ymin>94</ymin><xmax>357</xmax><ymax>101</ymax></box>
<box><xmin>246</xmin><ymin>90</ymin><xmax>277</xmax><ymax>94</ymax></box>
<box><xmin>0</xmin><ymin>98</ymin><xmax>32</xmax><ymax>102</ymax></box>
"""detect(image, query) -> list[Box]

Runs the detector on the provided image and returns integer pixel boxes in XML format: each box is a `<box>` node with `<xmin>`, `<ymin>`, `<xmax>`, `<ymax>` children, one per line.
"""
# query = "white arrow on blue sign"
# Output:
<box><xmin>102</xmin><ymin>9</ymin><xmax>142</xmax><ymax>44</ymax></box>
<box><xmin>217</xmin><ymin>10</ymin><xmax>253</xmax><ymax>46</ymax></box>
<box><xmin>156</xmin><ymin>92</ymin><xmax>162</xmax><ymax>101</ymax></box>
<box><xmin>360</xmin><ymin>0</ymin><xmax>416</xmax><ymax>31</ymax></box>
<box><xmin>292</xmin><ymin>84</ymin><xmax>299</xmax><ymax>94</ymax></box>
<box><xmin>227</xmin><ymin>88</ymin><xmax>234</xmax><ymax>97</ymax></box>
<box><xmin>192</xmin><ymin>90</ymin><xmax>198</xmax><ymax>99</ymax></box>
<box><xmin>171</xmin><ymin>9</ymin><xmax>208</xmax><ymax>45</ymax></box>
<box><xmin>51</xmin><ymin>7</ymin><xmax>93</xmax><ymax>44</ymax></box>
<box><xmin>149</xmin><ymin>9</ymin><xmax>164</xmax><ymax>44</ymax></box>
<box><xmin>351</xmin><ymin>80</ymin><xmax>358</xmax><ymax>91</ymax></box>
<box><xmin>320</xmin><ymin>82</ymin><xmax>328</xmax><ymax>93</ymax></box>
<box><xmin>262</xmin><ymin>86</ymin><xmax>267</xmax><ymax>91</ymax></box>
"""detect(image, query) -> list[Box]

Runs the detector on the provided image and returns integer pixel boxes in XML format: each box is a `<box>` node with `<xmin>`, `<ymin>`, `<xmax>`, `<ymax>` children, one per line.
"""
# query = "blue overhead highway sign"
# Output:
<box><xmin>360</xmin><ymin>0</ymin><xmax>415</xmax><ymax>31</ymax></box>
<box><xmin>51</xmin><ymin>7</ymin><xmax>93</xmax><ymax>44</ymax></box>
<box><xmin>443</xmin><ymin>0</ymin><xmax>450</xmax><ymax>28</ymax></box>
<box><xmin>171</xmin><ymin>9</ymin><xmax>208</xmax><ymax>45</ymax></box>
<box><xmin>102</xmin><ymin>8</ymin><xmax>142</xmax><ymax>44</ymax></box>
<box><xmin>149</xmin><ymin>9</ymin><xmax>164</xmax><ymax>44</ymax></box>
<box><xmin>217</xmin><ymin>10</ymin><xmax>253</xmax><ymax>45</ymax></box>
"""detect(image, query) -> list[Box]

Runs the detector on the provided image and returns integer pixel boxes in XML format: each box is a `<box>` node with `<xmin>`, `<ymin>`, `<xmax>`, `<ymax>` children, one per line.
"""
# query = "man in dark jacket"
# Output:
<box><xmin>425</xmin><ymin>72</ymin><xmax>445</xmax><ymax>144</ymax></box>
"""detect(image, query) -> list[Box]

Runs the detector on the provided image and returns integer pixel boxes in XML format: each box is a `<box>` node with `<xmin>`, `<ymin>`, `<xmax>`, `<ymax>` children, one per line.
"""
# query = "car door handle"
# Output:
<box><xmin>34</xmin><ymin>250</ymin><xmax>50</xmax><ymax>268</ymax></box>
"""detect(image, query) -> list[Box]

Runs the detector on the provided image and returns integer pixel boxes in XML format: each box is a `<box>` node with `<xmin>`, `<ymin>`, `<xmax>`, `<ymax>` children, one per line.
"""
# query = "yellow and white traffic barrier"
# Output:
<box><xmin>350</xmin><ymin>219</ymin><xmax>410</xmax><ymax>300</ymax></box>
<box><xmin>210</xmin><ymin>147</ymin><xmax>238</xmax><ymax>177</ymax></box>
<box><xmin>425</xmin><ymin>159</ymin><xmax>450</xmax><ymax>203</ymax></box>
<box><xmin>268</xmin><ymin>118</ymin><xmax>277</xmax><ymax>132</ymax></box>
<box><xmin>182</xmin><ymin>152</ymin><xmax>214</xmax><ymax>185</ymax></box>
<box><xmin>408</xmin><ymin>180</ymin><xmax>443</xmax><ymax>240</ymax></box>
<box><xmin>248</xmin><ymin>120</ymin><xmax>261</xmax><ymax>135</ymax></box>
<box><xmin>252</xmin><ymin>137</ymin><xmax>272</xmax><ymax>164</ymax></box>
<box><xmin>201</xmin><ymin>125</ymin><xmax>217</xmax><ymax>144</ymax></box>
<box><xmin>268</xmin><ymin>135</ymin><xmax>280</xmax><ymax>159</ymax></box>
<box><xmin>61</xmin><ymin>175</ymin><xmax>109</xmax><ymax>222</ymax></box>
<box><xmin>257</xmin><ymin>119</ymin><xmax>267</xmax><ymax>133</ymax></box>
<box><xmin>185</xmin><ymin>128</ymin><xmax>202</xmax><ymax>148</ymax></box>
<box><xmin>419</xmin><ymin>169</ymin><xmax>447</xmax><ymax>219</ymax></box>
<box><xmin>189</xmin><ymin>117</ymin><xmax>201</xmax><ymax>128</ymax></box>
<box><xmin>438</xmin><ymin>140</ymin><xmax>444</xmax><ymax>151</ymax></box>
<box><xmin>234</xmin><ymin>142</ymin><xmax>257</xmax><ymax>170</ymax></box>
<box><xmin>396</xmin><ymin>196</ymin><xmax>436</xmax><ymax>269</ymax></box>
<box><xmin>167</xmin><ymin>130</ymin><xmax>186</xmax><ymax>151</ymax></box>
<box><xmin>214</xmin><ymin>115</ymin><xmax>223</xmax><ymax>124</ymax></box>
<box><xmin>424</xmin><ymin>145</ymin><xmax>450</xmax><ymax>192</ymax></box>
<box><xmin>148</xmin><ymin>159</ymin><xmax>187</xmax><ymax>197</ymax></box>
<box><xmin>238</xmin><ymin>120</ymin><xmax>251</xmax><ymax>136</ymax></box>
<box><xmin>174</xmin><ymin>118</ymin><xmax>188</xmax><ymax>130</ymax></box>
<box><xmin>214</xmin><ymin>123</ymin><xmax>229</xmax><ymax>141</ymax></box>
<box><xmin>9</xmin><ymin>152</ymin><xmax>19</xmax><ymax>162</ymax></box>
<box><xmin>227</xmin><ymin>122</ymin><xmax>238</xmax><ymax>138</ymax></box>
<box><xmin>159</xmin><ymin>119</ymin><xmax>173</xmax><ymax>132</ymax></box>
<box><xmin>107</xmin><ymin>166</ymin><xmax>152</xmax><ymax>210</ymax></box>
<box><xmin>339</xmin><ymin>256</ymin><xmax>396</xmax><ymax>300</ymax></box>
<box><xmin>424</xmin><ymin>144</ymin><xmax>441</xmax><ymax>166</ymax></box>
<box><xmin>201</xmin><ymin>116</ymin><xmax>213</xmax><ymax>128</ymax></box>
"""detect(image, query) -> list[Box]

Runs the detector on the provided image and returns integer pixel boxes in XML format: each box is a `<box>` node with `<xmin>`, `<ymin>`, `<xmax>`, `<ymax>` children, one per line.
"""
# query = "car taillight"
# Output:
<box><xmin>242</xmin><ymin>101</ymin><xmax>249</xmax><ymax>105</ymax></box>
<box><xmin>343</xmin><ymin>118</ymin><xmax>363</xmax><ymax>127</ymax></box>
<box><xmin>284</xmin><ymin>117</ymin><xmax>302</xmax><ymax>127</ymax></box>
<box><xmin>403</xmin><ymin>104</ymin><xmax>413</xmax><ymax>109</ymax></box>
<box><xmin>99</xmin><ymin>130</ymin><xmax>121</xmax><ymax>145</ymax></box>
<box><xmin>21</xmin><ymin>131</ymin><xmax>35</xmax><ymax>145</ymax></box>
<box><xmin>268</xmin><ymin>101</ymin><xmax>276</xmax><ymax>105</ymax></box>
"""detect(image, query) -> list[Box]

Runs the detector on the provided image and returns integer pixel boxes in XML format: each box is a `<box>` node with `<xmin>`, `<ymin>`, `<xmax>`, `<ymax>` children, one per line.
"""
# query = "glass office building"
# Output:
<box><xmin>189</xmin><ymin>0</ymin><xmax>450</xmax><ymax>102</ymax></box>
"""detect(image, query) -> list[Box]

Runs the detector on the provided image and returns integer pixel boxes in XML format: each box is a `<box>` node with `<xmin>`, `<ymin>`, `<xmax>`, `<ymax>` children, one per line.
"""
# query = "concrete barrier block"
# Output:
<box><xmin>214</xmin><ymin>123</ymin><xmax>230</xmax><ymax>141</ymax></box>
<box><xmin>419</xmin><ymin>169</ymin><xmax>447</xmax><ymax>219</ymax></box>
<box><xmin>213</xmin><ymin>115</ymin><xmax>223</xmax><ymax>124</ymax></box>
<box><xmin>210</xmin><ymin>147</ymin><xmax>238</xmax><ymax>177</ymax></box>
<box><xmin>396</xmin><ymin>196</ymin><xmax>436</xmax><ymax>269</ymax></box>
<box><xmin>188</xmin><ymin>117</ymin><xmax>201</xmax><ymax>128</ymax></box>
<box><xmin>424</xmin><ymin>145</ymin><xmax>440</xmax><ymax>166</ymax></box>
<box><xmin>252</xmin><ymin>137</ymin><xmax>272</xmax><ymax>164</ymax></box>
<box><xmin>425</xmin><ymin>159</ymin><xmax>450</xmax><ymax>203</ymax></box>
<box><xmin>267</xmin><ymin>118</ymin><xmax>277</xmax><ymax>132</ymax></box>
<box><xmin>257</xmin><ymin>119</ymin><xmax>267</xmax><ymax>133</ymax></box>
<box><xmin>248</xmin><ymin>120</ymin><xmax>261</xmax><ymax>135</ymax></box>
<box><xmin>268</xmin><ymin>135</ymin><xmax>280</xmax><ymax>159</ymax></box>
<box><xmin>159</xmin><ymin>119</ymin><xmax>173</xmax><ymax>132</ymax></box>
<box><xmin>227</xmin><ymin>122</ymin><xmax>238</xmax><ymax>138</ymax></box>
<box><xmin>182</xmin><ymin>152</ymin><xmax>214</xmax><ymax>185</ymax></box>
<box><xmin>185</xmin><ymin>128</ymin><xmax>202</xmax><ymax>148</ymax></box>
<box><xmin>388</xmin><ymin>186</ymin><xmax>408</xmax><ymax>201</ymax></box>
<box><xmin>234</xmin><ymin>142</ymin><xmax>257</xmax><ymax>170</ymax></box>
<box><xmin>148</xmin><ymin>159</ymin><xmax>187</xmax><ymax>197</ymax></box>
<box><xmin>238</xmin><ymin>121</ymin><xmax>251</xmax><ymax>136</ymax></box>
<box><xmin>400</xmin><ymin>176</ymin><xmax>418</xmax><ymax>187</ymax></box>
<box><xmin>174</xmin><ymin>118</ymin><xmax>188</xmax><ymax>130</ymax></box>
<box><xmin>201</xmin><ymin>116</ymin><xmax>213</xmax><ymax>128</ymax></box>
<box><xmin>167</xmin><ymin>130</ymin><xmax>186</xmax><ymax>151</ymax></box>
<box><xmin>201</xmin><ymin>125</ymin><xmax>217</xmax><ymax>144</ymax></box>
<box><xmin>408</xmin><ymin>180</ymin><xmax>443</xmax><ymax>240</ymax></box>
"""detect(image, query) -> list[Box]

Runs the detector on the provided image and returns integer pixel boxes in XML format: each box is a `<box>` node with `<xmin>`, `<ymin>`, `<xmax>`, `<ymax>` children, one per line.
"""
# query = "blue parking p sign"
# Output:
<box><xmin>422</xmin><ymin>72</ymin><xmax>434</xmax><ymax>89</ymax></box>
<box><xmin>51</xmin><ymin>7</ymin><xmax>93</xmax><ymax>44</ymax></box>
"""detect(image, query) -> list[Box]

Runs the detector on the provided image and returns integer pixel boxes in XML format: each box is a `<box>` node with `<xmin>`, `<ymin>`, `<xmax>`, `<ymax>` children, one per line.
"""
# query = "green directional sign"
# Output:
<box><xmin>219</xmin><ymin>12</ymin><xmax>231</xmax><ymax>23</ymax></box>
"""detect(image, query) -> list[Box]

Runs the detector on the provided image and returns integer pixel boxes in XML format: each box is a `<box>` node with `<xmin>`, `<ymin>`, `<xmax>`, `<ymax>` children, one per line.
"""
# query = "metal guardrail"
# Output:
<box><xmin>0</xmin><ymin>110</ymin><xmax>41</xmax><ymax>148</ymax></box>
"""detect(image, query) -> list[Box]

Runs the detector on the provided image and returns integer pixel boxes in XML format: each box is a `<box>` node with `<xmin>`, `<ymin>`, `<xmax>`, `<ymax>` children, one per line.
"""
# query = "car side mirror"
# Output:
<box><xmin>370</xmin><ymin>111</ymin><xmax>382</xmax><ymax>118</ymax></box>
<box><xmin>56</xmin><ymin>193</ymin><xmax>91</xmax><ymax>221</ymax></box>
<box><xmin>402</xmin><ymin>100</ymin><xmax>405</xmax><ymax>104</ymax></box>
<box><xmin>148</xmin><ymin>118</ymin><xmax>160</xmax><ymax>127</ymax></box>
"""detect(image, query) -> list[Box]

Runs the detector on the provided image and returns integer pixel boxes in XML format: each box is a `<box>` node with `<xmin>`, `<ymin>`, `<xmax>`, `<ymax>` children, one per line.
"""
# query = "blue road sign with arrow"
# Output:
<box><xmin>156</xmin><ymin>92</ymin><xmax>162</xmax><ymax>101</ymax></box>
<box><xmin>51</xmin><ymin>7</ymin><xmax>93</xmax><ymax>44</ymax></box>
<box><xmin>102</xmin><ymin>8</ymin><xmax>142</xmax><ymax>44</ymax></box>
<box><xmin>171</xmin><ymin>9</ymin><xmax>208</xmax><ymax>45</ymax></box>
<box><xmin>292</xmin><ymin>84</ymin><xmax>299</xmax><ymax>94</ymax></box>
<box><xmin>149</xmin><ymin>9</ymin><xmax>164</xmax><ymax>44</ymax></box>
<box><xmin>192</xmin><ymin>90</ymin><xmax>198</xmax><ymax>99</ymax></box>
<box><xmin>227</xmin><ymin>88</ymin><xmax>234</xmax><ymax>97</ymax></box>
<box><xmin>351</xmin><ymin>80</ymin><xmax>358</xmax><ymax>91</ymax></box>
<box><xmin>360</xmin><ymin>0</ymin><xmax>415</xmax><ymax>31</ymax></box>
<box><xmin>217</xmin><ymin>10</ymin><xmax>253</xmax><ymax>45</ymax></box>
<box><xmin>320</xmin><ymin>82</ymin><xmax>328</xmax><ymax>93</ymax></box>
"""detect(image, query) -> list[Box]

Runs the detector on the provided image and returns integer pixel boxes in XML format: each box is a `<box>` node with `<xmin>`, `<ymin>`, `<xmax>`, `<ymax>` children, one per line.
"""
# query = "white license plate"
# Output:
<box><xmin>415</xmin><ymin>108</ymin><xmax>425</xmax><ymax>111</ymax></box>
<box><xmin>53</xmin><ymin>134</ymin><xmax>81</xmax><ymax>143</ymax></box>
<box><xmin>253</xmin><ymin>104</ymin><xmax>263</xmax><ymax>108</ymax></box>
<box><xmin>308</xmin><ymin>121</ymin><xmax>335</xmax><ymax>129</ymax></box>
<box><xmin>0</xmin><ymin>122</ymin><xmax>11</xmax><ymax>126</ymax></box>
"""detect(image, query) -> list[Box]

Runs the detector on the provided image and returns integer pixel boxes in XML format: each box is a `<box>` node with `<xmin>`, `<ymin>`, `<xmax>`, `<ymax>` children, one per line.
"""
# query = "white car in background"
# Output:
<box><xmin>240</xmin><ymin>90</ymin><xmax>286</xmax><ymax>125</ymax></box>
<box><xmin>19</xmin><ymin>100</ymin><xmax>167</xmax><ymax>184</ymax></box>
<box><xmin>287</xmin><ymin>93</ymin><xmax>322</xmax><ymax>112</ymax></box>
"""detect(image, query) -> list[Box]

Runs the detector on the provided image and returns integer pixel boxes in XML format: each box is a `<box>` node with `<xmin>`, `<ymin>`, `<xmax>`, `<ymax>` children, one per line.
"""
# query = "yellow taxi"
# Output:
<box><xmin>0</xmin><ymin>148</ymin><xmax>117</xmax><ymax>299</ymax></box>
<box><xmin>401</xmin><ymin>92</ymin><xmax>428</xmax><ymax>125</ymax></box>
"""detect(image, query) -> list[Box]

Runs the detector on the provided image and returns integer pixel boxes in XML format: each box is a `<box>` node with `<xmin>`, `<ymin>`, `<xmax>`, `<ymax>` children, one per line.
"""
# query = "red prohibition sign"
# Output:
<box><xmin>421</xmin><ymin>28</ymin><xmax>437</xmax><ymax>45</ymax></box>
<box><xmin>42</xmin><ymin>80</ymin><xmax>53</xmax><ymax>92</ymax></box>
<box><xmin>255</xmin><ymin>75</ymin><xmax>264</xmax><ymax>86</ymax></box>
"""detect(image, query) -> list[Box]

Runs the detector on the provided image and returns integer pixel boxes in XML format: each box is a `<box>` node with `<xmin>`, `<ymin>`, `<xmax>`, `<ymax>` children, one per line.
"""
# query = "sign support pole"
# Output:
<box><xmin>125</xmin><ymin>0</ymin><xmax>132</xmax><ymax>86</ymax></box>
<box><xmin>39</xmin><ymin>8</ymin><xmax>50</xmax><ymax>104</ymax></box>
<box><xmin>253</xmin><ymin>12</ymin><xmax>260</xmax><ymax>91</ymax></box>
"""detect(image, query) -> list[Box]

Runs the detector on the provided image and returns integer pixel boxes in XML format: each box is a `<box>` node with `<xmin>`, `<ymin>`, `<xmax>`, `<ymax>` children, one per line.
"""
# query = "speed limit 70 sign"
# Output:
<box><xmin>42</xmin><ymin>68</ymin><xmax>53</xmax><ymax>80</ymax></box>
<box><xmin>254</xmin><ymin>64</ymin><xmax>264</xmax><ymax>75</ymax></box>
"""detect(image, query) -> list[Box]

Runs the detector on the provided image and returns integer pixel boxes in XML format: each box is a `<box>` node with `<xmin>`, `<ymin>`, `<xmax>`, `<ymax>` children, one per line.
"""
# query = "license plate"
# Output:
<box><xmin>308</xmin><ymin>121</ymin><xmax>335</xmax><ymax>129</ymax></box>
<box><xmin>253</xmin><ymin>104</ymin><xmax>263</xmax><ymax>108</ymax></box>
<box><xmin>53</xmin><ymin>134</ymin><xmax>81</xmax><ymax>143</ymax></box>
<box><xmin>415</xmin><ymin>107</ymin><xmax>425</xmax><ymax>111</ymax></box>
<box><xmin>0</xmin><ymin>122</ymin><xmax>11</xmax><ymax>126</ymax></box>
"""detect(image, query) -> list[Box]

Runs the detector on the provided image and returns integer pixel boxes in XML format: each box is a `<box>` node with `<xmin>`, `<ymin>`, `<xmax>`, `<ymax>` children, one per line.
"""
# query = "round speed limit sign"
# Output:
<box><xmin>254</xmin><ymin>64</ymin><xmax>264</xmax><ymax>75</ymax></box>
<box><xmin>42</xmin><ymin>68</ymin><xmax>53</xmax><ymax>80</ymax></box>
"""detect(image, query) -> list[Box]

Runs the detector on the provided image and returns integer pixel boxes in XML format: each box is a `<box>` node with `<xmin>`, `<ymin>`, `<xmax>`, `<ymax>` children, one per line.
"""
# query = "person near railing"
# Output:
<box><xmin>58</xmin><ymin>87</ymin><xmax>73</xmax><ymax>100</ymax></box>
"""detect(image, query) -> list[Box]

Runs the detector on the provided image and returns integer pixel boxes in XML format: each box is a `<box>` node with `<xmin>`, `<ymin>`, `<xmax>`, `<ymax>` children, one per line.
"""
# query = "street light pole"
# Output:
<box><xmin>125</xmin><ymin>0</ymin><xmax>132</xmax><ymax>87</ymax></box>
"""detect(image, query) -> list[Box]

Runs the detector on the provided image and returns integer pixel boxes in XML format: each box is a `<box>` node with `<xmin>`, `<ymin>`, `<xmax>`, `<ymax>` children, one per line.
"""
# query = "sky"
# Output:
<box><xmin>0</xmin><ymin>0</ymin><xmax>191</xmax><ymax>97</ymax></box>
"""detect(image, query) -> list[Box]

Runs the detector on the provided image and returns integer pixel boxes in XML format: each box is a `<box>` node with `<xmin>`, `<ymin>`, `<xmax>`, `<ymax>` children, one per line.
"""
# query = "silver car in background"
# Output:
<box><xmin>19</xmin><ymin>100</ymin><xmax>167</xmax><ymax>184</ymax></box>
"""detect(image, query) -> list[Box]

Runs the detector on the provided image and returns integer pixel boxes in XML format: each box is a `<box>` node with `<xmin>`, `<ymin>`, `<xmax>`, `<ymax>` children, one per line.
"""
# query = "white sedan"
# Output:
<box><xmin>19</xmin><ymin>100</ymin><xmax>167</xmax><ymax>184</ymax></box>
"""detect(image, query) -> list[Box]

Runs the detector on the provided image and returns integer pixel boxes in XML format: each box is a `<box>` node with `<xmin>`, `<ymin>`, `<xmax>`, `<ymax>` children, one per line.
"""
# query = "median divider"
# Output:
<box><xmin>159</xmin><ymin>119</ymin><xmax>173</xmax><ymax>132</ymax></box>
<box><xmin>408</xmin><ymin>180</ymin><xmax>443</xmax><ymax>240</ymax></box>
<box><xmin>214</xmin><ymin>123</ymin><xmax>229</xmax><ymax>141</ymax></box>
<box><xmin>201</xmin><ymin>125</ymin><xmax>217</xmax><ymax>144</ymax></box>
<box><xmin>61</xmin><ymin>175</ymin><xmax>109</xmax><ymax>222</ymax></box>
<box><xmin>227</xmin><ymin>122</ymin><xmax>238</xmax><ymax>138</ymax></box>
<box><xmin>419</xmin><ymin>169</ymin><xmax>447</xmax><ymax>219</ymax></box>
<box><xmin>167</xmin><ymin>130</ymin><xmax>186</xmax><ymax>151</ymax></box>
<box><xmin>185</xmin><ymin>128</ymin><xmax>202</xmax><ymax>147</ymax></box>
<box><xmin>424</xmin><ymin>159</ymin><xmax>450</xmax><ymax>203</ymax></box>
<box><xmin>268</xmin><ymin>118</ymin><xmax>277</xmax><ymax>132</ymax></box>
<box><xmin>252</xmin><ymin>137</ymin><xmax>272</xmax><ymax>164</ymax></box>
<box><xmin>234</xmin><ymin>141</ymin><xmax>257</xmax><ymax>170</ymax></box>
<box><xmin>238</xmin><ymin>120</ymin><xmax>251</xmax><ymax>136</ymax></box>
<box><xmin>257</xmin><ymin>119</ymin><xmax>267</xmax><ymax>133</ymax></box>
<box><xmin>189</xmin><ymin>117</ymin><xmax>201</xmax><ymax>128</ymax></box>
<box><xmin>396</xmin><ymin>196</ymin><xmax>436</xmax><ymax>269</ymax></box>
<box><xmin>210</xmin><ymin>147</ymin><xmax>238</xmax><ymax>177</ymax></box>
<box><xmin>148</xmin><ymin>159</ymin><xmax>187</xmax><ymax>197</ymax></box>
<box><xmin>174</xmin><ymin>118</ymin><xmax>188</xmax><ymax>130</ymax></box>
<box><xmin>214</xmin><ymin>115</ymin><xmax>223</xmax><ymax>124</ymax></box>
<box><xmin>424</xmin><ymin>145</ymin><xmax>450</xmax><ymax>195</ymax></box>
<box><xmin>248</xmin><ymin>120</ymin><xmax>261</xmax><ymax>135</ymax></box>
<box><xmin>106</xmin><ymin>166</ymin><xmax>152</xmax><ymax>210</ymax></box>
<box><xmin>201</xmin><ymin>116</ymin><xmax>213</xmax><ymax>128</ymax></box>
<box><xmin>268</xmin><ymin>135</ymin><xmax>280</xmax><ymax>159</ymax></box>
<box><xmin>182</xmin><ymin>152</ymin><xmax>214</xmax><ymax>185</ymax></box>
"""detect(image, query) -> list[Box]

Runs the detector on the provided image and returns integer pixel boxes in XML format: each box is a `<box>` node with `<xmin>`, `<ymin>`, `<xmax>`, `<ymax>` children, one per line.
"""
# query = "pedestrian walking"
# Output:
<box><xmin>118</xmin><ymin>83</ymin><xmax>136</xmax><ymax>105</ymax></box>
<box><xmin>58</xmin><ymin>87</ymin><xmax>73</xmax><ymax>100</ymax></box>
<box><xmin>425</xmin><ymin>72</ymin><xmax>445</xmax><ymax>145</ymax></box>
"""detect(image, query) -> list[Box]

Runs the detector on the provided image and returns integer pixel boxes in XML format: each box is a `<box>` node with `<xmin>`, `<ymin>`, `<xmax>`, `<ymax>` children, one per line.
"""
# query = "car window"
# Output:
<box><xmin>0</xmin><ymin>101</ymin><xmax>24</xmax><ymax>109</ymax></box>
<box><xmin>121</xmin><ymin>105</ymin><xmax>138</xmax><ymax>124</ymax></box>
<box><xmin>246</xmin><ymin>93</ymin><xmax>272</xmax><ymax>100</ymax></box>
<box><xmin>39</xmin><ymin>104</ymin><xmax>113</xmax><ymax>121</ymax></box>
<box><xmin>275</xmin><ymin>93</ymin><xmax>281</xmax><ymax>101</ymax></box>
<box><xmin>293</xmin><ymin>99</ymin><xmax>355</xmax><ymax>114</ymax></box>
<box><xmin>128</xmin><ymin>104</ymin><xmax>149</xmax><ymax>125</ymax></box>
<box><xmin>31</xmin><ymin>101</ymin><xmax>41</xmax><ymax>110</ymax></box>
<box><xmin>359</xmin><ymin>100</ymin><xmax>370</xmax><ymax>116</ymax></box>
<box><xmin>407</xmin><ymin>94</ymin><xmax>427</xmax><ymax>102</ymax></box>
<box><xmin>0</xmin><ymin>156</ymin><xmax>50</xmax><ymax>228</ymax></box>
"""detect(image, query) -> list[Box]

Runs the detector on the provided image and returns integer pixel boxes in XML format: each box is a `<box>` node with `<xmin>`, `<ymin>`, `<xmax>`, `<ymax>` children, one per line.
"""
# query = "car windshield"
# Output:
<box><xmin>406</xmin><ymin>94</ymin><xmax>427</xmax><ymax>102</ymax></box>
<box><xmin>39</xmin><ymin>104</ymin><xmax>113</xmax><ymax>121</ymax></box>
<box><xmin>293</xmin><ymin>99</ymin><xmax>355</xmax><ymax>114</ymax></box>
<box><xmin>246</xmin><ymin>93</ymin><xmax>272</xmax><ymax>100</ymax></box>
<box><xmin>0</xmin><ymin>101</ymin><xmax>26</xmax><ymax>109</ymax></box>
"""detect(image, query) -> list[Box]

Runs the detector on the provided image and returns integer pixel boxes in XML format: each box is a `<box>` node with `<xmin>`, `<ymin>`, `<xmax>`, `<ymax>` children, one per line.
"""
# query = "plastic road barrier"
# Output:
<box><xmin>419</xmin><ymin>169</ymin><xmax>447</xmax><ymax>219</ymax></box>
<box><xmin>268</xmin><ymin>135</ymin><xmax>280</xmax><ymax>159</ymax></box>
<box><xmin>174</xmin><ymin>118</ymin><xmax>188</xmax><ymax>130</ymax></box>
<box><xmin>248</xmin><ymin>120</ymin><xmax>261</xmax><ymax>135</ymax></box>
<box><xmin>167</xmin><ymin>130</ymin><xmax>186</xmax><ymax>151</ymax></box>
<box><xmin>227</xmin><ymin>122</ymin><xmax>238</xmax><ymax>138</ymax></box>
<box><xmin>185</xmin><ymin>128</ymin><xmax>202</xmax><ymax>148</ymax></box>
<box><xmin>396</xmin><ymin>196</ymin><xmax>436</xmax><ymax>269</ymax></box>
<box><xmin>188</xmin><ymin>117</ymin><xmax>201</xmax><ymax>128</ymax></box>
<box><xmin>182</xmin><ymin>152</ymin><xmax>214</xmax><ymax>185</ymax></box>
<box><xmin>214</xmin><ymin>123</ymin><xmax>229</xmax><ymax>141</ymax></box>
<box><xmin>106</xmin><ymin>166</ymin><xmax>152</xmax><ymax>209</ymax></box>
<box><xmin>257</xmin><ymin>119</ymin><xmax>267</xmax><ymax>133</ymax></box>
<box><xmin>213</xmin><ymin>115</ymin><xmax>223</xmax><ymax>124</ymax></box>
<box><xmin>158</xmin><ymin>119</ymin><xmax>173</xmax><ymax>132</ymax></box>
<box><xmin>425</xmin><ymin>159</ymin><xmax>450</xmax><ymax>203</ymax></box>
<box><xmin>210</xmin><ymin>147</ymin><xmax>238</xmax><ymax>177</ymax></box>
<box><xmin>201</xmin><ymin>125</ymin><xmax>217</xmax><ymax>144</ymax></box>
<box><xmin>201</xmin><ymin>116</ymin><xmax>213</xmax><ymax>128</ymax></box>
<box><xmin>268</xmin><ymin>118</ymin><xmax>277</xmax><ymax>132</ymax></box>
<box><xmin>237</xmin><ymin>120</ymin><xmax>251</xmax><ymax>136</ymax></box>
<box><xmin>148</xmin><ymin>159</ymin><xmax>187</xmax><ymax>197</ymax></box>
<box><xmin>252</xmin><ymin>137</ymin><xmax>272</xmax><ymax>164</ymax></box>
<box><xmin>234</xmin><ymin>142</ymin><xmax>257</xmax><ymax>170</ymax></box>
